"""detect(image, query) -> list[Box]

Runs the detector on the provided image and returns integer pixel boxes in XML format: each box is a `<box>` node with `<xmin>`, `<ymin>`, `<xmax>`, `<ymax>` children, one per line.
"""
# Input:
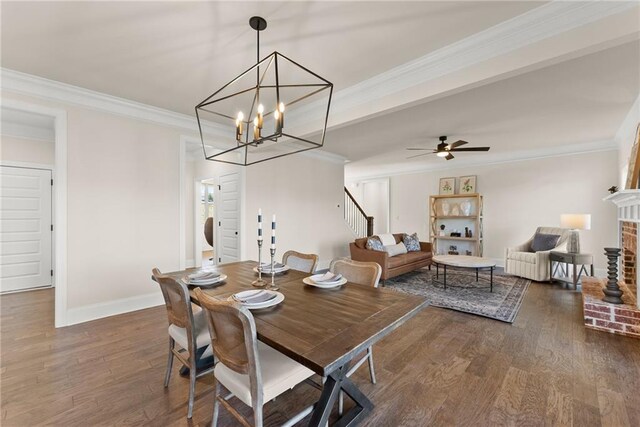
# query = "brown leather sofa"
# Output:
<box><xmin>349</xmin><ymin>233</ymin><xmax>433</xmax><ymax>280</ymax></box>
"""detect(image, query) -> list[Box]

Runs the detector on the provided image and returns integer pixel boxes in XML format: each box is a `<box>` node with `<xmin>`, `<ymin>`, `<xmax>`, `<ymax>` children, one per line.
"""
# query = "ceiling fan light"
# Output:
<box><xmin>436</xmin><ymin>151</ymin><xmax>448</xmax><ymax>158</ymax></box>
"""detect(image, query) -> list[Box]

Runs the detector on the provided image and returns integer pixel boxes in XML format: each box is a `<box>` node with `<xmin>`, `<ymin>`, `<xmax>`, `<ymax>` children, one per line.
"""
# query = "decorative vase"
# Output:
<box><xmin>451</xmin><ymin>204</ymin><xmax>460</xmax><ymax>216</ymax></box>
<box><xmin>441</xmin><ymin>201</ymin><xmax>450</xmax><ymax>216</ymax></box>
<box><xmin>460</xmin><ymin>201</ymin><xmax>471</xmax><ymax>216</ymax></box>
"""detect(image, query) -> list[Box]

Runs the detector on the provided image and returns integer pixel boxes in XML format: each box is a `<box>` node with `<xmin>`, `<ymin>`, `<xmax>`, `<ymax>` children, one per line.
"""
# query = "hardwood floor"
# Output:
<box><xmin>1</xmin><ymin>281</ymin><xmax>639</xmax><ymax>426</ymax></box>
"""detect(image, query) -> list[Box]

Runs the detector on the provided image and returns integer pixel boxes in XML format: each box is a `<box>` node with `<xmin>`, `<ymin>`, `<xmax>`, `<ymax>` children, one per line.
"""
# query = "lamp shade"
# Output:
<box><xmin>560</xmin><ymin>214</ymin><xmax>591</xmax><ymax>230</ymax></box>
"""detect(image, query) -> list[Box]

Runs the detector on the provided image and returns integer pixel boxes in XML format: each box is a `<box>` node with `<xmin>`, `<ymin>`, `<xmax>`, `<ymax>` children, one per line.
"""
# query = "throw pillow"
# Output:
<box><xmin>403</xmin><ymin>233</ymin><xmax>421</xmax><ymax>252</ymax></box>
<box><xmin>530</xmin><ymin>233</ymin><xmax>560</xmax><ymax>252</ymax></box>
<box><xmin>366</xmin><ymin>236</ymin><xmax>385</xmax><ymax>252</ymax></box>
<box><xmin>384</xmin><ymin>242</ymin><xmax>408</xmax><ymax>257</ymax></box>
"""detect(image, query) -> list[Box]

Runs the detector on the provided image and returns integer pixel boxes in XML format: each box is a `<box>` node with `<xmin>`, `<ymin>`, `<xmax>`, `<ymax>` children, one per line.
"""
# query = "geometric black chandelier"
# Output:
<box><xmin>195</xmin><ymin>16</ymin><xmax>333</xmax><ymax>166</ymax></box>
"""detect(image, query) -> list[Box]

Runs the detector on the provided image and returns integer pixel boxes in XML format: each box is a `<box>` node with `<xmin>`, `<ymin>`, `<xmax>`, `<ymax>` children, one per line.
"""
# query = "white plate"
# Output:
<box><xmin>184</xmin><ymin>273</ymin><xmax>227</xmax><ymax>287</ymax></box>
<box><xmin>303</xmin><ymin>276</ymin><xmax>347</xmax><ymax>289</ymax></box>
<box><xmin>252</xmin><ymin>265</ymin><xmax>290</xmax><ymax>274</ymax></box>
<box><xmin>228</xmin><ymin>290</ymin><xmax>285</xmax><ymax>310</ymax></box>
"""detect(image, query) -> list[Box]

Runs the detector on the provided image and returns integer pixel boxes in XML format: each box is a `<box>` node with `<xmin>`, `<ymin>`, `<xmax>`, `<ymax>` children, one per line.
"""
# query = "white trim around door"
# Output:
<box><xmin>179</xmin><ymin>135</ymin><xmax>246</xmax><ymax>270</ymax></box>
<box><xmin>1</xmin><ymin>99</ymin><xmax>68</xmax><ymax>328</ymax></box>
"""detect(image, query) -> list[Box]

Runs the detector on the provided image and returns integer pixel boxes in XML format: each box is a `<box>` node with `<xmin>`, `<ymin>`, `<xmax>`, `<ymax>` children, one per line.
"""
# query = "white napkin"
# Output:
<box><xmin>313</xmin><ymin>272</ymin><xmax>343</xmax><ymax>284</ymax></box>
<box><xmin>188</xmin><ymin>271</ymin><xmax>221</xmax><ymax>283</ymax></box>
<box><xmin>233</xmin><ymin>290</ymin><xmax>277</xmax><ymax>304</ymax></box>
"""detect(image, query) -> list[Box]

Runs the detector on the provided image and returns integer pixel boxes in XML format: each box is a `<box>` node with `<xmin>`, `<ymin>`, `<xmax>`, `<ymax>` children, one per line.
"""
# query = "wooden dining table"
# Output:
<box><xmin>161</xmin><ymin>260</ymin><xmax>427</xmax><ymax>426</ymax></box>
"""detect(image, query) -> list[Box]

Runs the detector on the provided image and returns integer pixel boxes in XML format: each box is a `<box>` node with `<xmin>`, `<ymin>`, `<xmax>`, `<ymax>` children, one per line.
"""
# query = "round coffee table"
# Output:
<box><xmin>432</xmin><ymin>255</ymin><xmax>497</xmax><ymax>292</ymax></box>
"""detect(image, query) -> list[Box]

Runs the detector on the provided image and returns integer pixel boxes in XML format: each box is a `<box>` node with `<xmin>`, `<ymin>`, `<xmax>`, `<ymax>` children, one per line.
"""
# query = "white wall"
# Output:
<box><xmin>0</xmin><ymin>135</ymin><xmax>54</xmax><ymax>164</ymax></box>
<box><xmin>244</xmin><ymin>155</ymin><xmax>354</xmax><ymax>270</ymax></box>
<box><xmin>616</xmin><ymin>94</ymin><xmax>640</xmax><ymax>187</ymax></box>
<box><xmin>372</xmin><ymin>150</ymin><xmax>618</xmax><ymax>271</ymax></box>
<box><xmin>181</xmin><ymin>152</ymin><xmax>352</xmax><ymax>270</ymax></box>
<box><xmin>2</xmin><ymin>90</ymin><xmax>188</xmax><ymax>324</ymax></box>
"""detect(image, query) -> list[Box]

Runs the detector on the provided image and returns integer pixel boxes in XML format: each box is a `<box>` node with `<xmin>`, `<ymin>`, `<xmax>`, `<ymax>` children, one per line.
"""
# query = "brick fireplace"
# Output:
<box><xmin>579</xmin><ymin>191</ymin><xmax>640</xmax><ymax>339</ymax></box>
<box><xmin>622</xmin><ymin>221</ymin><xmax>637</xmax><ymax>300</ymax></box>
<box><xmin>605</xmin><ymin>190</ymin><xmax>640</xmax><ymax>309</ymax></box>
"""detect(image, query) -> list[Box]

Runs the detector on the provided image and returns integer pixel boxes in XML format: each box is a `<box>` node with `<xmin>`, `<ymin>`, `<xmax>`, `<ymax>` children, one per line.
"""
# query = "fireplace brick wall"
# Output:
<box><xmin>582</xmin><ymin>277</ymin><xmax>639</xmax><ymax>339</ymax></box>
<box><xmin>622</xmin><ymin>221</ymin><xmax>637</xmax><ymax>300</ymax></box>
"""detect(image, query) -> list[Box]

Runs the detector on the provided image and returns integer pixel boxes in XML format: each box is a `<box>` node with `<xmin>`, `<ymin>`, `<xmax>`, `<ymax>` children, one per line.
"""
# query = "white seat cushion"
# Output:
<box><xmin>507</xmin><ymin>251</ymin><xmax>537</xmax><ymax>264</ymax></box>
<box><xmin>168</xmin><ymin>309</ymin><xmax>213</xmax><ymax>357</ymax></box>
<box><xmin>215</xmin><ymin>341</ymin><xmax>314</xmax><ymax>406</ymax></box>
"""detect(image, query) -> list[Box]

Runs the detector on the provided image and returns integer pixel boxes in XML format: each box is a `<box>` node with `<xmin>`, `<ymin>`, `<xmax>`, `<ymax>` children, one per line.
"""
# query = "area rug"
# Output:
<box><xmin>384</xmin><ymin>267</ymin><xmax>531</xmax><ymax>323</ymax></box>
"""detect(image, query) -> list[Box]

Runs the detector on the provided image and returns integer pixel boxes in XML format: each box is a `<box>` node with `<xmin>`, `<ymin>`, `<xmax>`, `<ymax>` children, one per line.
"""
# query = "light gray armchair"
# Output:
<box><xmin>505</xmin><ymin>227</ymin><xmax>570</xmax><ymax>282</ymax></box>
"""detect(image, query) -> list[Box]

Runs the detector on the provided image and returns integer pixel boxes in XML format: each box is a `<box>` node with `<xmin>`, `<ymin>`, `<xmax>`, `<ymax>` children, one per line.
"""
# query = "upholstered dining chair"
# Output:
<box><xmin>151</xmin><ymin>268</ymin><xmax>215</xmax><ymax>419</ymax></box>
<box><xmin>328</xmin><ymin>258</ymin><xmax>382</xmax><ymax>414</ymax></box>
<box><xmin>193</xmin><ymin>288</ymin><xmax>315</xmax><ymax>427</ymax></box>
<box><xmin>282</xmin><ymin>250</ymin><xmax>319</xmax><ymax>273</ymax></box>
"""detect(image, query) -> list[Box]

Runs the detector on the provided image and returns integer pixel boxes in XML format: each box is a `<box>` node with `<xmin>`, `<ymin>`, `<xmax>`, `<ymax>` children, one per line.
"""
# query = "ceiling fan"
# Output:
<box><xmin>406</xmin><ymin>136</ymin><xmax>490</xmax><ymax>160</ymax></box>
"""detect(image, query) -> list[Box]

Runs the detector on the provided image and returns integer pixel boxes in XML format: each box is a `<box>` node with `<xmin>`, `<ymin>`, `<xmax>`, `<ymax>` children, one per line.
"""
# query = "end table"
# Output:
<box><xmin>549</xmin><ymin>251</ymin><xmax>594</xmax><ymax>289</ymax></box>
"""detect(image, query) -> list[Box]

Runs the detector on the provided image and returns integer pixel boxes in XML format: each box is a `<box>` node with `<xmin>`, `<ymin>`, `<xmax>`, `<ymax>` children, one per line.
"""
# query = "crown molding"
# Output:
<box><xmin>346</xmin><ymin>139</ymin><xmax>618</xmax><ymax>181</ymax></box>
<box><xmin>1</xmin><ymin>68</ymin><xmax>228</xmax><ymax>138</ymax></box>
<box><xmin>294</xmin><ymin>0</ymin><xmax>638</xmax><ymax>127</ymax></box>
<box><xmin>1</xmin><ymin>1</ymin><xmax>634</xmax><ymax>155</ymax></box>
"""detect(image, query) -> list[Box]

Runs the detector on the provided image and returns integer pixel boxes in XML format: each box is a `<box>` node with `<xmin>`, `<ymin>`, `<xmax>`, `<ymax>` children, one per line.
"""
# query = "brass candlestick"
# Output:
<box><xmin>252</xmin><ymin>239</ymin><xmax>266</xmax><ymax>288</ymax></box>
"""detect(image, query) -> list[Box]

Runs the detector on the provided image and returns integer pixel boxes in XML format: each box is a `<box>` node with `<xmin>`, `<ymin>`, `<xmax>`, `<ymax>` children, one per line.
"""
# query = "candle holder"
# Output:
<box><xmin>251</xmin><ymin>239</ymin><xmax>266</xmax><ymax>288</ymax></box>
<box><xmin>268</xmin><ymin>247</ymin><xmax>279</xmax><ymax>291</ymax></box>
<box><xmin>602</xmin><ymin>247</ymin><xmax>623</xmax><ymax>304</ymax></box>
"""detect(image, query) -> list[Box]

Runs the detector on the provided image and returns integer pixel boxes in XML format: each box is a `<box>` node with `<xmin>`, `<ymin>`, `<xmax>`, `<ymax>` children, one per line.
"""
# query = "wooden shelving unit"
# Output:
<box><xmin>429</xmin><ymin>193</ymin><xmax>483</xmax><ymax>256</ymax></box>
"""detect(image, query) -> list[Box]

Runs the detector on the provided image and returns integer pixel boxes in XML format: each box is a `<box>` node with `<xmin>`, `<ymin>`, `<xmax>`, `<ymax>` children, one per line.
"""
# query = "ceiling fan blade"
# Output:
<box><xmin>450</xmin><ymin>147</ymin><xmax>490</xmax><ymax>152</ymax></box>
<box><xmin>406</xmin><ymin>148</ymin><xmax>433</xmax><ymax>151</ymax></box>
<box><xmin>445</xmin><ymin>153</ymin><xmax>454</xmax><ymax>160</ymax></box>
<box><xmin>448</xmin><ymin>140</ymin><xmax>469</xmax><ymax>149</ymax></box>
<box><xmin>407</xmin><ymin>152</ymin><xmax>437</xmax><ymax>159</ymax></box>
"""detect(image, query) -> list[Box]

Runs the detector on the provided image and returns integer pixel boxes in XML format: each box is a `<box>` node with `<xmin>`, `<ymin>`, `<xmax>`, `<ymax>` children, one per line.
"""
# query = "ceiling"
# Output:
<box><xmin>333</xmin><ymin>40</ymin><xmax>640</xmax><ymax>177</ymax></box>
<box><xmin>2</xmin><ymin>1</ymin><xmax>638</xmax><ymax>177</ymax></box>
<box><xmin>1</xmin><ymin>1</ymin><xmax>543</xmax><ymax>116</ymax></box>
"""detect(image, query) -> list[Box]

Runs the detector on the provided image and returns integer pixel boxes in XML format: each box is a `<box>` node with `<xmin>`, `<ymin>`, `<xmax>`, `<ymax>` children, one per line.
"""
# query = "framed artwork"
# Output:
<box><xmin>459</xmin><ymin>175</ymin><xmax>477</xmax><ymax>194</ymax></box>
<box><xmin>439</xmin><ymin>177</ymin><xmax>455</xmax><ymax>195</ymax></box>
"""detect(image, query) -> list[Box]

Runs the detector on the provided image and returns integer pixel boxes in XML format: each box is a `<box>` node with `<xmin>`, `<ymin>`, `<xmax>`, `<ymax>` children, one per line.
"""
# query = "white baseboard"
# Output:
<box><xmin>65</xmin><ymin>292</ymin><xmax>164</xmax><ymax>326</ymax></box>
<box><xmin>186</xmin><ymin>258</ymin><xmax>195</xmax><ymax>268</ymax></box>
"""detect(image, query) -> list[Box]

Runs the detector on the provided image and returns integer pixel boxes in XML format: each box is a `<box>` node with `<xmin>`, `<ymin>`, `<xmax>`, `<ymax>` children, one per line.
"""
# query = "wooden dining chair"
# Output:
<box><xmin>151</xmin><ymin>268</ymin><xmax>215</xmax><ymax>419</ymax></box>
<box><xmin>193</xmin><ymin>288</ymin><xmax>315</xmax><ymax>427</ymax></box>
<box><xmin>329</xmin><ymin>258</ymin><xmax>382</xmax><ymax>415</ymax></box>
<box><xmin>282</xmin><ymin>250</ymin><xmax>319</xmax><ymax>273</ymax></box>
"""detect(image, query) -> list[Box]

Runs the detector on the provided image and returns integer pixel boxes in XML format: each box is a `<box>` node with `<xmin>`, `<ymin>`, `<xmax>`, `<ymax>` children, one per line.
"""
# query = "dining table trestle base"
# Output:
<box><xmin>309</xmin><ymin>363</ymin><xmax>373</xmax><ymax>427</ymax></box>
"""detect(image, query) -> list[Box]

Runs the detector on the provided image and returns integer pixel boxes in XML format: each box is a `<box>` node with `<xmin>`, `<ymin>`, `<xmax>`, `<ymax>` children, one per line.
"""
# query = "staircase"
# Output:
<box><xmin>344</xmin><ymin>187</ymin><xmax>374</xmax><ymax>238</ymax></box>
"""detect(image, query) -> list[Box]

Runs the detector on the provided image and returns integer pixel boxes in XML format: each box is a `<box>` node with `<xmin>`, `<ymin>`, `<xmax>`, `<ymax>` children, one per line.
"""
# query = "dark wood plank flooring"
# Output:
<box><xmin>1</xmin><ymin>281</ymin><xmax>639</xmax><ymax>426</ymax></box>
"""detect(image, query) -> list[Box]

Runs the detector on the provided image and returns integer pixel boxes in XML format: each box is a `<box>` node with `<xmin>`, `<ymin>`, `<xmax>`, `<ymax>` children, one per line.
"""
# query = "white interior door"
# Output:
<box><xmin>217</xmin><ymin>173</ymin><xmax>240</xmax><ymax>263</ymax></box>
<box><xmin>0</xmin><ymin>166</ymin><xmax>52</xmax><ymax>293</ymax></box>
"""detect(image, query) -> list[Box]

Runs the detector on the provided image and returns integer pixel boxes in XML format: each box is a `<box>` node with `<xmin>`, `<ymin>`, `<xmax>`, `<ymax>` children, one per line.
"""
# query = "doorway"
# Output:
<box><xmin>0</xmin><ymin>100</ymin><xmax>68</xmax><ymax>328</ymax></box>
<box><xmin>200</xmin><ymin>179</ymin><xmax>215</xmax><ymax>267</ymax></box>
<box><xmin>192</xmin><ymin>173</ymin><xmax>242</xmax><ymax>268</ymax></box>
